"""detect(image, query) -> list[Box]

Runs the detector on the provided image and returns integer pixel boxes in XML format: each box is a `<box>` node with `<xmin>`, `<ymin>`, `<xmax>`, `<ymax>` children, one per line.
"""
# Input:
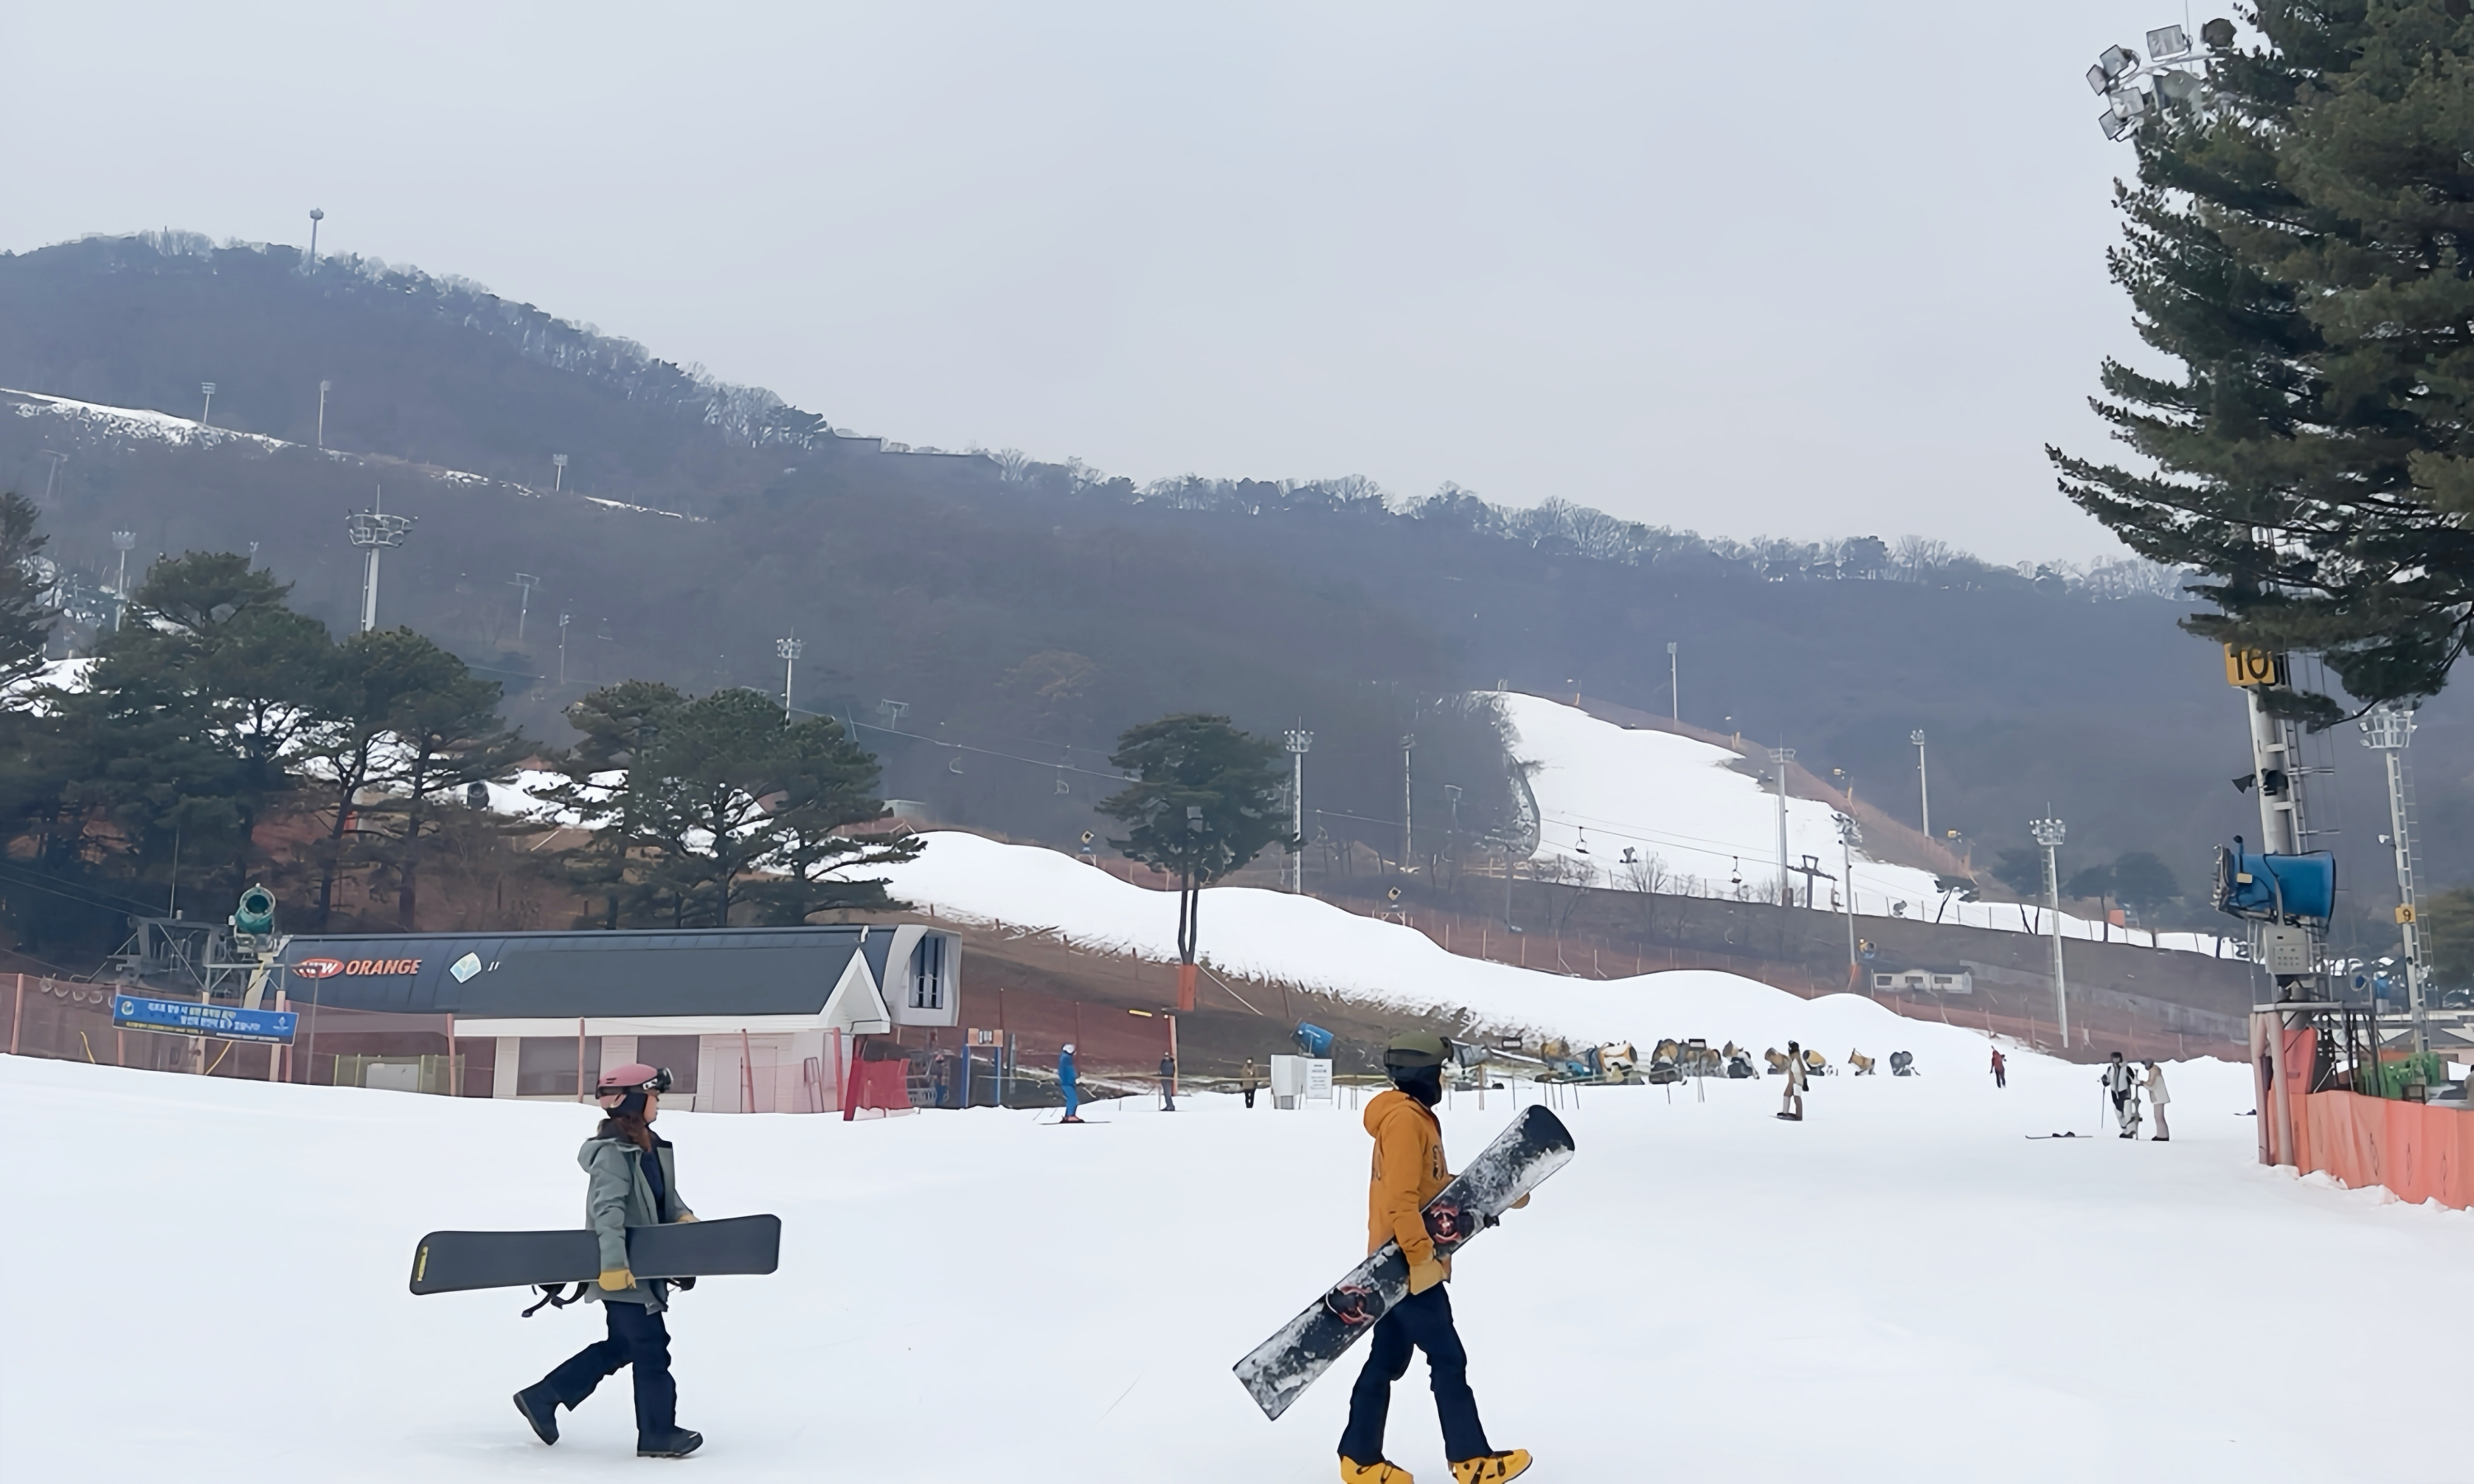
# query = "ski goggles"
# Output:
<box><xmin>599</xmin><ymin>1066</ymin><xmax>674</xmax><ymax>1097</ymax></box>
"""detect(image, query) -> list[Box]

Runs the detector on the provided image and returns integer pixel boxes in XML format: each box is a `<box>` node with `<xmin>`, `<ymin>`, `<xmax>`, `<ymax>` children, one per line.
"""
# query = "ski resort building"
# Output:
<box><xmin>270</xmin><ymin>925</ymin><xmax>958</xmax><ymax>1111</ymax></box>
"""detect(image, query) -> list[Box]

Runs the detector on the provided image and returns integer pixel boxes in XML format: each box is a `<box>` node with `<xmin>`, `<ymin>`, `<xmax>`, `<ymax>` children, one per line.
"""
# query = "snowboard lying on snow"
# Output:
<box><xmin>408</xmin><ymin>1214</ymin><xmax>781</xmax><ymax>1295</ymax></box>
<box><xmin>1233</xmin><ymin>1104</ymin><xmax>1575</xmax><ymax>1421</ymax></box>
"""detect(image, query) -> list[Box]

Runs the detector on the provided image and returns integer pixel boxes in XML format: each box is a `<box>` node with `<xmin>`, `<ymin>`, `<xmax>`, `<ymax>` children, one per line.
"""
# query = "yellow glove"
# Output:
<box><xmin>1408</xmin><ymin>1257</ymin><xmax>1451</xmax><ymax>1294</ymax></box>
<box><xmin>1510</xmin><ymin>1193</ymin><xmax>1531</xmax><ymax>1210</ymax></box>
<box><xmin>675</xmin><ymin>1212</ymin><xmax>698</xmax><ymax>1223</ymax></box>
<box><xmin>597</xmin><ymin>1267</ymin><xmax>636</xmax><ymax>1292</ymax></box>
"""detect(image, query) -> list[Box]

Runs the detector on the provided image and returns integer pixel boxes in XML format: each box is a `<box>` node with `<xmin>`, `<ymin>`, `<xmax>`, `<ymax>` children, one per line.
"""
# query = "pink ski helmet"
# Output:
<box><xmin>596</xmin><ymin>1063</ymin><xmax>672</xmax><ymax>1104</ymax></box>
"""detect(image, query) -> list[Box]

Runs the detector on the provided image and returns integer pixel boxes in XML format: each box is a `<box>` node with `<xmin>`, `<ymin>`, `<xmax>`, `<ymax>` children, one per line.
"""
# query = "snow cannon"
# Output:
<box><xmin>2213</xmin><ymin>840</ymin><xmax>2335</xmax><ymax>923</ymax></box>
<box><xmin>1293</xmin><ymin>1022</ymin><xmax>1334</xmax><ymax>1059</ymax></box>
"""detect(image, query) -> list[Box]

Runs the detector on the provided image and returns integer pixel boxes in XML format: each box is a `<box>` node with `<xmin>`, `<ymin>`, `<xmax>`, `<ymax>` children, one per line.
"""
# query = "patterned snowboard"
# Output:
<box><xmin>1233</xmin><ymin>1103</ymin><xmax>1576</xmax><ymax>1421</ymax></box>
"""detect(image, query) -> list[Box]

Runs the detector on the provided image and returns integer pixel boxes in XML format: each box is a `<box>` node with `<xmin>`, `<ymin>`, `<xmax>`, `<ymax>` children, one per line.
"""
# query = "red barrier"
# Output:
<box><xmin>2293</xmin><ymin>1089</ymin><xmax>2474</xmax><ymax>1209</ymax></box>
<box><xmin>841</xmin><ymin>1059</ymin><xmax>913</xmax><ymax>1121</ymax></box>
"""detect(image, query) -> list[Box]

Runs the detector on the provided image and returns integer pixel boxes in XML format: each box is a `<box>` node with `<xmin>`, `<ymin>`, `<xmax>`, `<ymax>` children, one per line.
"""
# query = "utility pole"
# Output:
<box><xmin>345</xmin><ymin>488</ymin><xmax>414</xmax><ymax>632</ymax></box>
<box><xmin>557</xmin><ymin>613</ymin><xmax>571</xmax><ymax>686</ymax></box>
<box><xmin>2031</xmin><ymin>816</ymin><xmax>2069</xmax><ymax>1048</ymax></box>
<box><xmin>111</xmin><ymin>529</ymin><xmax>135</xmax><ymax>631</ymax></box>
<box><xmin>1911</xmin><ymin>729</ymin><xmax>1931</xmax><ymax>841</ymax></box>
<box><xmin>200</xmin><ymin>382</ymin><xmax>216</xmax><ymax>426</ymax></box>
<box><xmin>1285</xmin><ymin>728</ymin><xmax>1313</xmax><ymax>894</ymax></box>
<box><xmin>317</xmin><ymin>380</ymin><xmax>332</xmax><ymax>448</ymax></box>
<box><xmin>1667</xmin><ymin>641</ymin><xmax>1679</xmax><ymax>723</ymax></box>
<box><xmin>1837</xmin><ymin>813</ymin><xmax>1862</xmax><ymax>988</ymax></box>
<box><xmin>510</xmin><ymin>572</ymin><xmax>538</xmax><ymax>641</ymax></box>
<box><xmin>1769</xmin><ymin>747</ymin><xmax>1795</xmax><ymax>906</ymax></box>
<box><xmin>2362</xmin><ymin>702</ymin><xmax>2428</xmax><ymax>1054</ymax></box>
<box><xmin>553</xmin><ymin>453</ymin><xmax>568</xmax><ymax>493</ymax></box>
<box><xmin>1400</xmin><ymin>733</ymin><xmax>1416</xmax><ymax>866</ymax></box>
<box><xmin>776</xmin><ymin>632</ymin><xmax>804</xmax><ymax>719</ymax></box>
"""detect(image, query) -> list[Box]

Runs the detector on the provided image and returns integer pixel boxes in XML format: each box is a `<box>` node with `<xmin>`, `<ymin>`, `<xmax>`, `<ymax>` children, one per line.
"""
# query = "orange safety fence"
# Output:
<box><xmin>2288</xmin><ymin>1087</ymin><xmax>2474</xmax><ymax>1209</ymax></box>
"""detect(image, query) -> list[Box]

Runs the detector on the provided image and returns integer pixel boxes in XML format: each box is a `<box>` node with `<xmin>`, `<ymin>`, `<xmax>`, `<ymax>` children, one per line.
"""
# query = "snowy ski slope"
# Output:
<box><xmin>1494</xmin><ymin>691</ymin><xmax>2227</xmax><ymax>954</ymax></box>
<box><xmin>7</xmin><ymin>1013</ymin><xmax>2461</xmax><ymax>1482</ymax></box>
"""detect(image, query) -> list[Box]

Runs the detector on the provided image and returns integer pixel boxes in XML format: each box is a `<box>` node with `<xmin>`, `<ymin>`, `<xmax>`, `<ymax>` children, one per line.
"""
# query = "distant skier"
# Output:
<box><xmin>2142</xmin><ymin>1059</ymin><xmax>2171</xmax><ymax>1142</ymax></box>
<box><xmin>1990</xmin><ymin>1046</ymin><xmax>2006</xmax><ymax>1089</ymax></box>
<box><xmin>1777</xmin><ymin>1039</ymin><xmax>1806</xmax><ymax>1121</ymax></box>
<box><xmin>1242</xmin><ymin>1056</ymin><xmax>1261</xmax><ymax>1110</ymax></box>
<box><xmin>931</xmin><ymin>1049</ymin><xmax>952</xmax><ymax>1110</ymax></box>
<box><xmin>1337</xmin><ymin>1031</ymin><xmax>1531</xmax><ymax>1484</ymax></box>
<box><xmin>1159</xmin><ymin>1051</ymin><xmax>1178</xmax><ymax>1112</ymax></box>
<box><xmin>2102</xmin><ymin>1051</ymin><xmax>2142</xmax><ymax>1138</ymax></box>
<box><xmin>513</xmin><ymin>1064</ymin><xmax>704</xmax><ymax>1459</ymax></box>
<box><xmin>1058</xmin><ymin>1043</ymin><xmax>1083</xmax><ymax>1124</ymax></box>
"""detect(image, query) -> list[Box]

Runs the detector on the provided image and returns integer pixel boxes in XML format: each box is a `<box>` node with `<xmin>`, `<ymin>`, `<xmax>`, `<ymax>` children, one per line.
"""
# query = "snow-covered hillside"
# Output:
<box><xmin>1495</xmin><ymin>692</ymin><xmax>2227</xmax><ymax>954</ymax></box>
<box><xmin>8</xmin><ymin>1015</ymin><xmax>2460</xmax><ymax>1482</ymax></box>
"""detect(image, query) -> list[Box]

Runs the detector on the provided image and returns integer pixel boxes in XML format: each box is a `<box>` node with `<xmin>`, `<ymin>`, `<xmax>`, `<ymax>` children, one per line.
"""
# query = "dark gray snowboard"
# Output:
<box><xmin>408</xmin><ymin>1214</ymin><xmax>781</xmax><ymax>1295</ymax></box>
<box><xmin>1232</xmin><ymin>1104</ymin><xmax>1575</xmax><ymax>1421</ymax></box>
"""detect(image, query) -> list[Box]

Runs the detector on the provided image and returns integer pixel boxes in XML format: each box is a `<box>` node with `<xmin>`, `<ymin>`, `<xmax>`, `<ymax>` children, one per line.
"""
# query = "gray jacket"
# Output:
<box><xmin>579</xmin><ymin>1134</ymin><xmax>695</xmax><ymax>1312</ymax></box>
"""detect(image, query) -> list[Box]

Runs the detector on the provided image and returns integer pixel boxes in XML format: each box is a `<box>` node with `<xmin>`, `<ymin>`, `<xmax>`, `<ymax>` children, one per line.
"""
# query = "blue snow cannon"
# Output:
<box><xmin>2213</xmin><ymin>840</ymin><xmax>2335</xmax><ymax>923</ymax></box>
<box><xmin>1293</xmin><ymin>1022</ymin><xmax>1334</xmax><ymax>1059</ymax></box>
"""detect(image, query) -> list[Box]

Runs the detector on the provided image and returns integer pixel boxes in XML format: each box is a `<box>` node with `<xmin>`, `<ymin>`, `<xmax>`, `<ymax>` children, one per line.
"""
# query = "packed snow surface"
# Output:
<box><xmin>6</xmin><ymin>1000</ymin><xmax>2453</xmax><ymax>1482</ymax></box>
<box><xmin>1493</xmin><ymin>691</ymin><xmax>2227</xmax><ymax>954</ymax></box>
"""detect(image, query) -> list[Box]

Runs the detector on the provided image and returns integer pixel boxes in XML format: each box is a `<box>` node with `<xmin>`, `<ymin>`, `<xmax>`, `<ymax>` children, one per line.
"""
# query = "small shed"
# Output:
<box><xmin>274</xmin><ymin>924</ymin><xmax>958</xmax><ymax>1111</ymax></box>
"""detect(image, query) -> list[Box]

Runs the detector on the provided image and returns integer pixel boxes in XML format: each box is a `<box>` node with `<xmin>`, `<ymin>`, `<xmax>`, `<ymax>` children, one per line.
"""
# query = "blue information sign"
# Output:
<box><xmin>111</xmin><ymin>994</ymin><xmax>299</xmax><ymax>1045</ymax></box>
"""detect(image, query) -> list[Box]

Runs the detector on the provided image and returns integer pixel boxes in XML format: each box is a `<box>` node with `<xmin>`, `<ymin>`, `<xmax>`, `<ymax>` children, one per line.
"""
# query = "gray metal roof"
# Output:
<box><xmin>275</xmin><ymin>926</ymin><xmax>900</xmax><ymax>1019</ymax></box>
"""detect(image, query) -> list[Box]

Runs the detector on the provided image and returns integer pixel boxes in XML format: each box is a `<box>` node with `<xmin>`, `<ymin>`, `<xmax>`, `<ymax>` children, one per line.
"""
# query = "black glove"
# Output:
<box><xmin>672</xmin><ymin>1275</ymin><xmax>697</xmax><ymax>1292</ymax></box>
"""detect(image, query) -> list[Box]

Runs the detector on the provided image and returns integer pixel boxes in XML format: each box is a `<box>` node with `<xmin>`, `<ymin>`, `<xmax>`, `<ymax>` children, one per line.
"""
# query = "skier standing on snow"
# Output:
<box><xmin>1990</xmin><ymin>1046</ymin><xmax>2006</xmax><ymax>1089</ymax></box>
<box><xmin>2101</xmin><ymin>1051</ymin><xmax>2142</xmax><ymax>1138</ymax></box>
<box><xmin>1338</xmin><ymin>1031</ymin><xmax>1531</xmax><ymax>1484</ymax></box>
<box><xmin>513</xmin><ymin>1064</ymin><xmax>704</xmax><ymax>1459</ymax></box>
<box><xmin>1058</xmin><ymin>1043</ymin><xmax>1083</xmax><ymax>1124</ymax></box>
<box><xmin>1778</xmin><ymin>1039</ymin><xmax>1807</xmax><ymax>1121</ymax></box>
<box><xmin>1242</xmin><ymin>1056</ymin><xmax>1261</xmax><ymax>1110</ymax></box>
<box><xmin>2142</xmin><ymin>1059</ymin><xmax>2171</xmax><ymax>1142</ymax></box>
<box><xmin>1159</xmin><ymin>1051</ymin><xmax>1177</xmax><ymax>1112</ymax></box>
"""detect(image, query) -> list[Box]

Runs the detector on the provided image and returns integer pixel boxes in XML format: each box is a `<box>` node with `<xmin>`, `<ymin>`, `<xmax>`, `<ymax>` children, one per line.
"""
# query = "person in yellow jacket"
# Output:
<box><xmin>1338</xmin><ymin>1031</ymin><xmax>1531</xmax><ymax>1484</ymax></box>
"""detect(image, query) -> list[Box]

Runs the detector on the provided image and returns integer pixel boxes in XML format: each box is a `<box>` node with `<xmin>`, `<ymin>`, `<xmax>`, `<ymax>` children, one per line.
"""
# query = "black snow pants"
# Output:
<box><xmin>540</xmin><ymin>1300</ymin><xmax>677</xmax><ymax>1441</ymax></box>
<box><xmin>1338</xmin><ymin>1284</ymin><xmax>1491</xmax><ymax>1466</ymax></box>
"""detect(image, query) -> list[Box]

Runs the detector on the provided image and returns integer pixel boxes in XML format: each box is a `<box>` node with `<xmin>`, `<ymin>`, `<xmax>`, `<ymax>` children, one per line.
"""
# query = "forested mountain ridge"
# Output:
<box><xmin>3</xmin><ymin>228</ymin><xmax>2465</xmax><ymax>937</ymax></box>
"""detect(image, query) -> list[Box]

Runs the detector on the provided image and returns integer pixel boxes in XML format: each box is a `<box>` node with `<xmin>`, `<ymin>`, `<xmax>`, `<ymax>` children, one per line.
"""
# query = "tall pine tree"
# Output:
<box><xmin>2053</xmin><ymin>2</ymin><xmax>2474</xmax><ymax>715</ymax></box>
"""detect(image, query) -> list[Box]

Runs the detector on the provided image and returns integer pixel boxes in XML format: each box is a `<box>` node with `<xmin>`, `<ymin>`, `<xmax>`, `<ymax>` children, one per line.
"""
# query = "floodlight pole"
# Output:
<box><xmin>2031</xmin><ymin>817</ymin><xmax>2069</xmax><ymax>1048</ymax></box>
<box><xmin>2362</xmin><ymin>703</ymin><xmax>2428</xmax><ymax>1054</ymax></box>
<box><xmin>553</xmin><ymin>453</ymin><xmax>568</xmax><ymax>492</ymax></box>
<box><xmin>1837</xmin><ymin>813</ymin><xmax>1862</xmax><ymax>988</ymax></box>
<box><xmin>307</xmin><ymin>207</ymin><xmax>324</xmax><ymax>271</ymax></box>
<box><xmin>317</xmin><ymin>380</ymin><xmax>332</xmax><ymax>448</ymax></box>
<box><xmin>557</xmin><ymin>613</ymin><xmax>571</xmax><ymax>685</ymax></box>
<box><xmin>1285</xmin><ymin>728</ymin><xmax>1314</xmax><ymax>894</ymax></box>
<box><xmin>200</xmin><ymin>383</ymin><xmax>216</xmax><ymax>426</ymax></box>
<box><xmin>1769</xmin><ymin>747</ymin><xmax>1796</xmax><ymax>907</ymax></box>
<box><xmin>345</xmin><ymin>488</ymin><xmax>414</xmax><ymax>632</ymax></box>
<box><xmin>1667</xmin><ymin>641</ymin><xmax>1679</xmax><ymax>722</ymax></box>
<box><xmin>38</xmin><ymin>451</ymin><xmax>67</xmax><ymax>505</ymax></box>
<box><xmin>111</xmin><ymin>529</ymin><xmax>135</xmax><ymax>632</ymax></box>
<box><xmin>1400</xmin><ymin>734</ymin><xmax>1416</xmax><ymax>866</ymax></box>
<box><xmin>776</xmin><ymin>633</ymin><xmax>804</xmax><ymax>719</ymax></box>
<box><xmin>511</xmin><ymin>572</ymin><xmax>538</xmax><ymax>641</ymax></box>
<box><xmin>1911</xmin><ymin>729</ymin><xmax>1931</xmax><ymax>840</ymax></box>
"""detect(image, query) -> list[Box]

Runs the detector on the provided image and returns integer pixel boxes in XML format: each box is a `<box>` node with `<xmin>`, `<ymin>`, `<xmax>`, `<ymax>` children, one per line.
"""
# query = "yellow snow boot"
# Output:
<box><xmin>1451</xmin><ymin>1449</ymin><xmax>1531</xmax><ymax>1484</ymax></box>
<box><xmin>1339</xmin><ymin>1458</ymin><xmax>1413</xmax><ymax>1484</ymax></box>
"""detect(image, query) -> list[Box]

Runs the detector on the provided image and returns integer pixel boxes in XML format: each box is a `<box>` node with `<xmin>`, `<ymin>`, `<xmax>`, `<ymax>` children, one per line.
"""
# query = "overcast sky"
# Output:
<box><xmin>1</xmin><ymin>1</ymin><xmax>2203</xmax><ymax>561</ymax></box>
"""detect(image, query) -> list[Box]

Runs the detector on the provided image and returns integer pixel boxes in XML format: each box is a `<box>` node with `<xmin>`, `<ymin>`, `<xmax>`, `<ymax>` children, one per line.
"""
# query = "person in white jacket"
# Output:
<box><xmin>1778</xmin><ymin>1040</ymin><xmax>1807</xmax><ymax>1122</ymax></box>
<box><xmin>2142</xmin><ymin>1060</ymin><xmax>2171</xmax><ymax>1142</ymax></box>
<box><xmin>2100</xmin><ymin>1052</ymin><xmax>2142</xmax><ymax>1139</ymax></box>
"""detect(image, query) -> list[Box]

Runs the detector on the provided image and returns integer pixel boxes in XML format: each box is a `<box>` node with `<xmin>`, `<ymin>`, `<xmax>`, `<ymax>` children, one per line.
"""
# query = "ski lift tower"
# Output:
<box><xmin>775</xmin><ymin>632</ymin><xmax>804</xmax><ymax>720</ymax></box>
<box><xmin>346</xmin><ymin>491</ymin><xmax>415</xmax><ymax>633</ymax></box>
<box><xmin>1284</xmin><ymin>728</ymin><xmax>1313</xmax><ymax>894</ymax></box>
<box><xmin>2361</xmin><ymin>702</ymin><xmax>2428</xmax><ymax>1055</ymax></box>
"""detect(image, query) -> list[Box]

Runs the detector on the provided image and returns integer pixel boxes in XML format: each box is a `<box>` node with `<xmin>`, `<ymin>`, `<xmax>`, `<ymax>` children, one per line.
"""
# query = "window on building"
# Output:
<box><xmin>637</xmin><ymin>1036</ymin><xmax>700</xmax><ymax>1095</ymax></box>
<box><xmin>517</xmin><ymin>1036</ymin><xmax>601</xmax><ymax>1097</ymax></box>
<box><xmin>911</xmin><ymin>935</ymin><xmax>946</xmax><ymax>1011</ymax></box>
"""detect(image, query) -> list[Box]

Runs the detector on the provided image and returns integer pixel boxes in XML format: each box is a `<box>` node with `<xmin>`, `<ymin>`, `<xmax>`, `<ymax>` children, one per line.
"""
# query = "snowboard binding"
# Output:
<box><xmin>1324</xmin><ymin>1282</ymin><xmax>1385</xmax><ymax>1327</ymax></box>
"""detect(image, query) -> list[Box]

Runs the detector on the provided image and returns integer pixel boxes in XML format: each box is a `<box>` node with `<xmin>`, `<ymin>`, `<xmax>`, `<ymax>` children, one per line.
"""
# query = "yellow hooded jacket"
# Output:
<box><xmin>1366</xmin><ymin>1088</ymin><xmax>1450</xmax><ymax>1264</ymax></box>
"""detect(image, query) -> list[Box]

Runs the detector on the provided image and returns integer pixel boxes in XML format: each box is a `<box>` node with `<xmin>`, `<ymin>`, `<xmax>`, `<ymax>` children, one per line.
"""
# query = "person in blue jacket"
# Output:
<box><xmin>1058</xmin><ymin>1042</ymin><xmax>1083</xmax><ymax>1123</ymax></box>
